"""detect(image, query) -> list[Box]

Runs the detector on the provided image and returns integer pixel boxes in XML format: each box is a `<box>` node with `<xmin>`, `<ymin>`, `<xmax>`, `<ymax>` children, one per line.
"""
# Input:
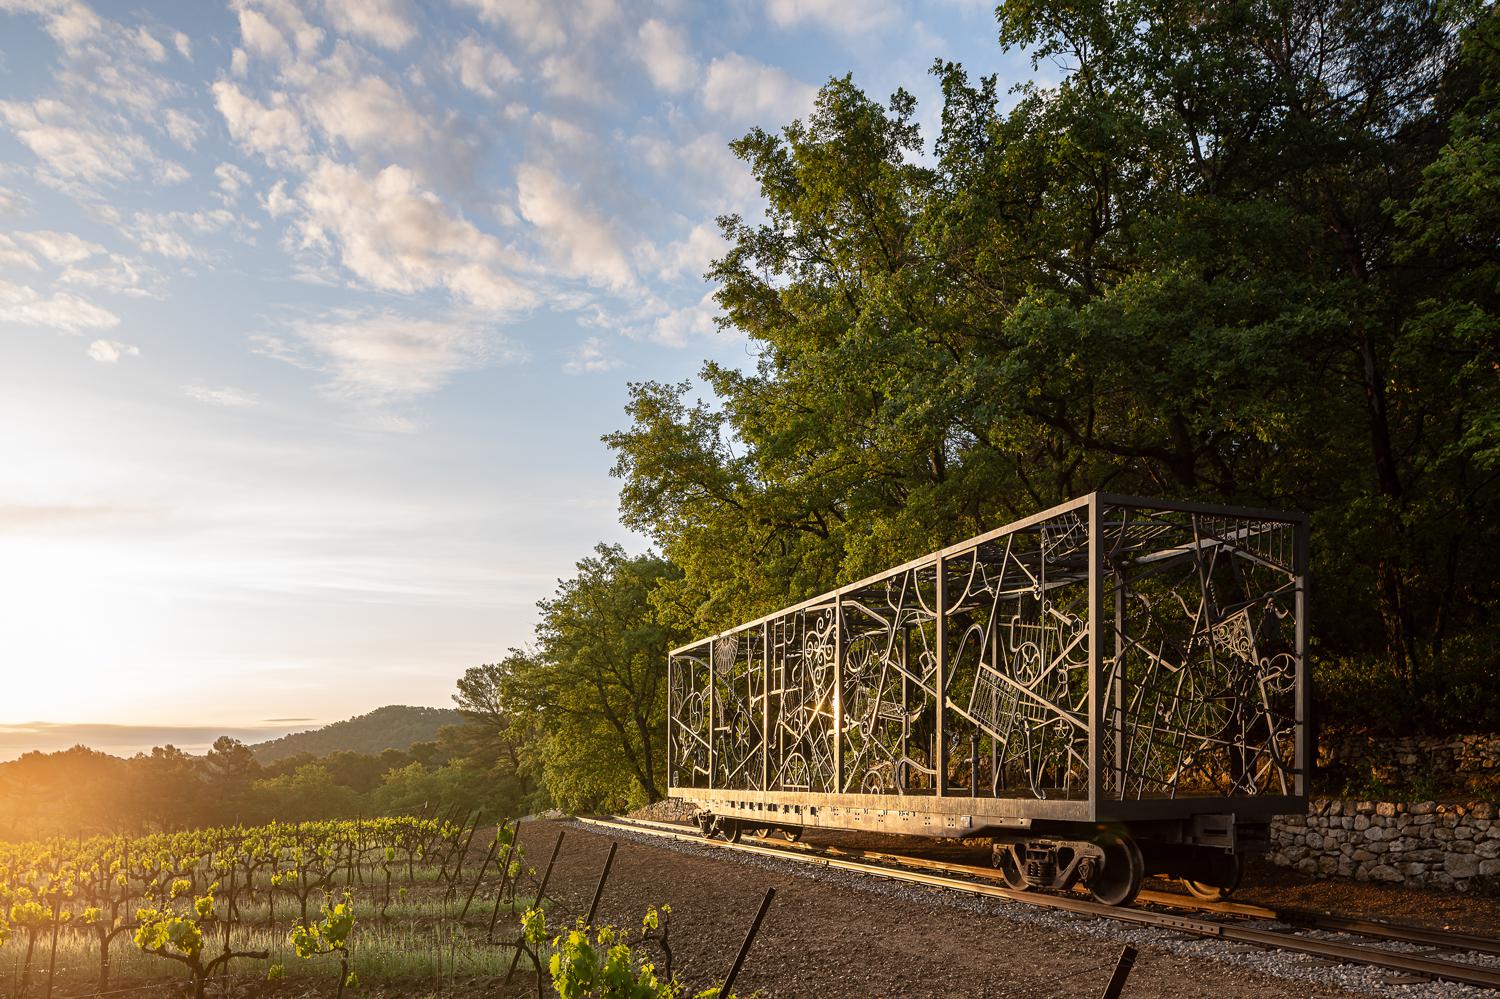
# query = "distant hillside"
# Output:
<box><xmin>250</xmin><ymin>705</ymin><xmax>465</xmax><ymax>763</ymax></box>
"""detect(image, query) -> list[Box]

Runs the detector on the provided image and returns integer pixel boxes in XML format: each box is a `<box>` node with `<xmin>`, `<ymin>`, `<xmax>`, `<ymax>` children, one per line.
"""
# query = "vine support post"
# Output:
<box><xmin>1099</xmin><ymin>944</ymin><xmax>1137</xmax><ymax>999</ymax></box>
<box><xmin>486</xmin><ymin>822</ymin><xmax>523</xmax><ymax>939</ymax></box>
<box><xmin>502</xmin><ymin>830</ymin><xmax>565</xmax><ymax>981</ymax></box>
<box><xmin>462</xmin><ymin>820</ymin><xmax>504</xmax><ymax>921</ymax></box>
<box><xmin>721</xmin><ymin>887</ymin><xmax>776</xmax><ymax>998</ymax></box>
<box><xmin>584</xmin><ymin>842</ymin><xmax>617</xmax><ymax>926</ymax></box>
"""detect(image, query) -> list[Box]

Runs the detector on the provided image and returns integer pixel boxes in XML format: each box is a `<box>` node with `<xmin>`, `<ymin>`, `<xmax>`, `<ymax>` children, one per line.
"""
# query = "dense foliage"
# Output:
<box><xmin>605</xmin><ymin>0</ymin><xmax>1500</xmax><ymax>736</ymax></box>
<box><xmin>457</xmin><ymin>546</ymin><xmax>687</xmax><ymax>812</ymax></box>
<box><xmin>0</xmin><ymin>734</ymin><xmax>535</xmax><ymax>840</ymax></box>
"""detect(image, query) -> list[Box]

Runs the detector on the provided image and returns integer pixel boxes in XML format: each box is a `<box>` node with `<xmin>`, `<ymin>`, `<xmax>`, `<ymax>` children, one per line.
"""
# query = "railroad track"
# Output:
<box><xmin>576</xmin><ymin>814</ymin><xmax>1500</xmax><ymax>990</ymax></box>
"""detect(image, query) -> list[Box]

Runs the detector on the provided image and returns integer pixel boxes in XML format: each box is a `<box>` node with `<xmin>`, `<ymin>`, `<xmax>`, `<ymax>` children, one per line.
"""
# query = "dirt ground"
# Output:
<box><xmin>496</xmin><ymin>820</ymin><xmax>1369</xmax><ymax>999</ymax></box>
<box><xmin>778</xmin><ymin>825</ymin><xmax>1500</xmax><ymax>936</ymax></box>
<box><xmin>39</xmin><ymin>818</ymin><xmax>1497</xmax><ymax>999</ymax></box>
<box><xmin>1229</xmin><ymin>856</ymin><xmax>1500</xmax><ymax>934</ymax></box>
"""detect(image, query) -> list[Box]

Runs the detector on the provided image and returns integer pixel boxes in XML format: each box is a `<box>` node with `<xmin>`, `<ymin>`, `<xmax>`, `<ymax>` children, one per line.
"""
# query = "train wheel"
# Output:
<box><xmin>994</xmin><ymin>845</ymin><xmax>1032</xmax><ymax>892</ymax></box>
<box><xmin>782</xmin><ymin>827</ymin><xmax>802</xmax><ymax>843</ymax></box>
<box><xmin>1085</xmin><ymin>833</ymin><xmax>1144</xmax><ymax>907</ymax></box>
<box><xmin>719</xmin><ymin>819</ymin><xmax>743</xmax><ymax>843</ymax></box>
<box><xmin>1182</xmin><ymin>853</ymin><xmax>1242</xmax><ymax>902</ymax></box>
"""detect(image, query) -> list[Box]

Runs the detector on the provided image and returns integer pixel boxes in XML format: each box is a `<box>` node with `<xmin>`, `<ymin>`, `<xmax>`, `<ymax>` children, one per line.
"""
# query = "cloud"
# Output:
<box><xmin>453</xmin><ymin>0</ymin><xmax>567</xmax><ymax>51</ymax></box>
<box><xmin>184</xmin><ymin>384</ymin><xmax>259</xmax><ymax>407</ymax></box>
<box><xmin>231</xmin><ymin>0</ymin><xmax>324</xmax><ymax>65</ymax></box>
<box><xmin>254</xmin><ymin>307</ymin><xmax>525</xmax><ymax>413</ymax></box>
<box><xmin>0</xmin><ymin>721</ymin><xmax>303</xmax><ymax>760</ymax></box>
<box><xmin>0</xmin><ymin>0</ymin><xmax>103</xmax><ymax>50</ymax></box>
<box><xmin>449</xmin><ymin>36</ymin><xmax>519</xmax><ymax>98</ymax></box>
<box><xmin>134</xmin><ymin>26</ymin><xmax>167</xmax><ymax>62</ymax></box>
<box><xmin>628</xmin><ymin>131</ymin><xmax>759</xmax><ymax>212</ymax></box>
<box><xmin>215</xmin><ymin>162</ymin><xmax>253</xmax><ymax>198</ymax></box>
<box><xmin>0</xmin><ymin>98</ymin><xmax>155</xmax><ymax>182</ymax></box>
<box><xmin>58</xmin><ymin>254</ymin><xmax>154</xmax><ymax>296</ymax></box>
<box><xmin>636</xmin><ymin>19</ymin><xmax>696</xmax><ymax>93</ymax></box>
<box><xmin>765</xmin><ymin>0</ymin><xmax>899</xmax><ymax>34</ymax></box>
<box><xmin>320</xmin><ymin>0</ymin><xmax>416</xmax><ymax>49</ymax></box>
<box><xmin>211</xmin><ymin>81</ymin><xmax>312</xmax><ymax>165</ymax></box>
<box><xmin>516</xmin><ymin>162</ymin><xmax>632</xmax><ymax>290</ymax></box>
<box><xmin>292</xmin><ymin>160</ymin><xmax>533</xmax><ymax>311</ymax></box>
<box><xmin>641</xmin><ymin>221</ymin><xmax>727</xmax><ymax>281</ymax></box>
<box><xmin>304</xmin><ymin>73</ymin><xmax>436</xmax><ymax>158</ymax></box>
<box><xmin>87</xmin><ymin>338</ymin><xmax>140</xmax><ymax>363</ymax></box>
<box><xmin>235</xmin><ymin>5</ymin><xmax>293</xmax><ymax>63</ymax></box>
<box><xmin>702</xmin><ymin>53</ymin><xmax>816</xmax><ymax>124</ymax></box>
<box><xmin>648</xmin><ymin>288</ymin><xmax>719</xmax><ymax>347</ymax></box>
<box><xmin>536</xmin><ymin>48</ymin><xmax>610</xmax><ymax>105</ymax></box>
<box><xmin>262</xmin><ymin>179</ymin><xmax>295</xmax><ymax>217</ymax></box>
<box><xmin>0</xmin><ymin>235</ymin><xmax>39</xmax><ymax>271</ymax></box>
<box><xmin>127</xmin><ymin>209</ymin><xmax>235</xmax><ymax>260</ymax></box>
<box><xmin>0</xmin><ymin>278</ymin><xmax>119</xmax><ymax>331</ymax></box>
<box><xmin>172</xmin><ymin>30</ymin><xmax>192</xmax><ymax>59</ymax></box>
<box><xmin>563</xmin><ymin>335</ymin><xmax>621</xmax><ymax>374</ymax></box>
<box><xmin>162</xmin><ymin>109</ymin><xmax>202</xmax><ymax>148</ymax></box>
<box><xmin>15</xmin><ymin>229</ymin><xmax>105</xmax><ymax>265</ymax></box>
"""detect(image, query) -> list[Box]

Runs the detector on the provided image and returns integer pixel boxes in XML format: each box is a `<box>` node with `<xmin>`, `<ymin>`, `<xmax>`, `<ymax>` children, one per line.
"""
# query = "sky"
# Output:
<box><xmin>0</xmin><ymin>0</ymin><xmax>1034</xmax><ymax>756</ymax></box>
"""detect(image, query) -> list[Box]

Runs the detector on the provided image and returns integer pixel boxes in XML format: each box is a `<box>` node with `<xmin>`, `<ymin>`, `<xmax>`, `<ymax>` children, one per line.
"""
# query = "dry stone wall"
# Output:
<box><xmin>1320</xmin><ymin>733</ymin><xmax>1500</xmax><ymax>786</ymax></box>
<box><xmin>1269</xmin><ymin>798</ymin><xmax>1500</xmax><ymax>892</ymax></box>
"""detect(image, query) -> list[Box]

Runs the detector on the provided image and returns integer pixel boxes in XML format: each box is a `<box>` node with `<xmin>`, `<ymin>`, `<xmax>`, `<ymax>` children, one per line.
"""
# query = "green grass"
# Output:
<box><xmin>0</xmin><ymin>920</ymin><xmax>527</xmax><ymax>992</ymax></box>
<box><xmin>226</xmin><ymin>895</ymin><xmax>528</xmax><ymax>925</ymax></box>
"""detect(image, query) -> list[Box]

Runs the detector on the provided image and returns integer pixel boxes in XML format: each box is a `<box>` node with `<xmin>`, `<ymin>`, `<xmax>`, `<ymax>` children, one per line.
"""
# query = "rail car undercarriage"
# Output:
<box><xmin>668</xmin><ymin>494</ymin><xmax>1309</xmax><ymax>906</ymax></box>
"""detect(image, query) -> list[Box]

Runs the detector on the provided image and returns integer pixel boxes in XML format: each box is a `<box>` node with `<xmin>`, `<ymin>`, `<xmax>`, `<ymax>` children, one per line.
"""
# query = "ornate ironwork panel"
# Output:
<box><xmin>668</xmin><ymin>494</ymin><xmax>1307</xmax><ymax>813</ymax></box>
<box><xmin>1098</xmin><ymin>503</ymin><xmax>1303</xmax><ymax>800</ymax></box>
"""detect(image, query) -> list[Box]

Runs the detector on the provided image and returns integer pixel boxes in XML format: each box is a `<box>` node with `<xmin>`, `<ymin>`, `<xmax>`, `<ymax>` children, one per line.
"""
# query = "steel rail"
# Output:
<box><xmin>604</xmin><ymin>815</ymin><xmax>1500</xmax><ymax>956</ymax></box>
<box><xmin>576</xmin><ymin>815</ymin><xmax>1500</xmax><ymax>990</ymax></box>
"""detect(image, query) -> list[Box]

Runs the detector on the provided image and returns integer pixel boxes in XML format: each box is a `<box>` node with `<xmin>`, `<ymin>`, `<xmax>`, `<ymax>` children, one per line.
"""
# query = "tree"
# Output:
<box><xmin>606</xmin><ymin>1</ymin><xmax>1500</xmax><ymax>733</ymax></box>
<box><xmin>500</xmin><ymin>545</ymin><xmax>685</xmax><ymax>808</ymax></box>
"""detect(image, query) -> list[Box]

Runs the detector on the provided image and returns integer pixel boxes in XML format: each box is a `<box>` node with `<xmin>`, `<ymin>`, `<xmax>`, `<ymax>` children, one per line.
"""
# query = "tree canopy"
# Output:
<box><xmin>606</xmin><ymin>0</ymin><xmax>1500</xmax><ymax>735</ymax></box>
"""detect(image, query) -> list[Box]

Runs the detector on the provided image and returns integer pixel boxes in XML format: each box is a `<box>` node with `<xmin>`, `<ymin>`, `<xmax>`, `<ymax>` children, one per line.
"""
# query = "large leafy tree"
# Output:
<box><xmin>494</xmin><ymin>545</ymin><xmax>685</xmax><ymax>809</ymax></box>
<box><xmin>607</xmin><ymin>1</ymin><xmax>1499</xmax><ymax>732</ymax></box>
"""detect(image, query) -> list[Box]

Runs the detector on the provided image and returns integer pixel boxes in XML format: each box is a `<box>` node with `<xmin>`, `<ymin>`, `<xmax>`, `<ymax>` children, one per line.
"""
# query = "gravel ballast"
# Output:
<box><xmin>501</xmin><ymin>818</ymin><xmax>1499</xmax><ymax>998</ymax></box>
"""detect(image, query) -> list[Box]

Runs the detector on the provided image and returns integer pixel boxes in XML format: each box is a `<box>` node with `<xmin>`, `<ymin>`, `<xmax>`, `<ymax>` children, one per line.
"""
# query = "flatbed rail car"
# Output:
<box><xmin>668</xmin><ymin>493</ymin><xmax>1308</xmax><ymax>905</ymax></box>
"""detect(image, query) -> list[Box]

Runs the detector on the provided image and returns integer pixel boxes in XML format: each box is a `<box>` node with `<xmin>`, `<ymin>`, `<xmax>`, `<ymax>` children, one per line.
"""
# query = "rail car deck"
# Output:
<box><xmin>667</xmin><ymin>493</ymin><xmax>1308</xmax><ymax>902</ymax></box>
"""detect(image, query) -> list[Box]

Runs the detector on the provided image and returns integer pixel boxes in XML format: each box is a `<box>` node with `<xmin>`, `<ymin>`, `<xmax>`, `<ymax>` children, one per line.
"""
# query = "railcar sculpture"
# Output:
<box><xmin>667</xmin><ymin>493</ymin><xmax>1308</xmax><ymax>905</ymax></box>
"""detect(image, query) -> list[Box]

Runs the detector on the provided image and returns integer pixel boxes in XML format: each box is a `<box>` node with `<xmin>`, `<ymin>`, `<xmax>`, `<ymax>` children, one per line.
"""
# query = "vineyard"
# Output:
<box><xmin>0</xmin><ymin>814</ymin><xmax>724</xmax><ymax>999</ymax></box>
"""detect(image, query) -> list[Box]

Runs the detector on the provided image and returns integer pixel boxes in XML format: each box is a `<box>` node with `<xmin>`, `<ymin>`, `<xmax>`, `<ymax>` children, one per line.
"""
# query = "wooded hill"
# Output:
<box><xmin>250</xmin><ymin>705</ymin><xmax>463</xmax><ymax>763</ymax></box>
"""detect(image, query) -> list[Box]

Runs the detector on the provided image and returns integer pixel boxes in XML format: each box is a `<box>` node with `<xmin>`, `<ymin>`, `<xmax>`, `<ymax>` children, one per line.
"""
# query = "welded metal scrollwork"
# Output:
<box><xmin>1099</xmin><ymin>505</ymin><xmax>1302</xmax><ymax>800</ymax></box>
<box><xmin>769</xmin><ymin>605</ymin><xmax>838</xmax><ymax>792</ymax></box>
<box><xmin>668</xmin><ymin>495</ymin><xmax>1307</xmax><ymax>809</ymax></box>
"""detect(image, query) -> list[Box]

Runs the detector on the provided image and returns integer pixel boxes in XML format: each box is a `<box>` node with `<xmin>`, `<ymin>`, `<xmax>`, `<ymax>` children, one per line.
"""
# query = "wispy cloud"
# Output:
<box><xmin>86</xmin><ymin>338</ymin><xmax>139</xmax><ymax>362</ymax></box>
<box><xmin>0</xmin><ymin>720</ymin><xmax>309</xmax><ymax>760</ymax></box>
<box><xmin>563</xmin><ymin>335</ymin><xmax>622</xmax><ymax>374</ymax></box>
<box><xmin>703</xmin><ymin>53</ymin><xmax>817</xmax><ymax>123</ymax></box>
<box><xmin>254</xmin><ymin>306</ymin><xmax>525</xmax><ymax>422</ymax></box>
<box><xmin>0</xmin><ymin>278</ymin><xmax>119</xmax><ymax>331</ymax></box>
<box><xmin>766</xmin><ymin>0</ymin><xmax>900</xmax><ymax>35</ymax></box>
<box><xmin>320</xmin><ymin>0</ymin><xmax>418</xmax><ymax>50</ymax></box>
<box><xmin>185</xmin><ymin>384</ymin><xmax>259</xmax><ymax>407</ymax></box>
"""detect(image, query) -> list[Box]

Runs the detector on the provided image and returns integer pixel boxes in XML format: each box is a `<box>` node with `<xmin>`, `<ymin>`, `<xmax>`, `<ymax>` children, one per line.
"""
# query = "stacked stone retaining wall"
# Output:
<box><xmin>1269</xmin><ymin>798</ymin><xmax>1500</xmax><ymax>892</ymax></box>
<box><xmin>1321</xmin><ymin>733</ymin><xmax>1500</xmax><ymax>786</ymax></box>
